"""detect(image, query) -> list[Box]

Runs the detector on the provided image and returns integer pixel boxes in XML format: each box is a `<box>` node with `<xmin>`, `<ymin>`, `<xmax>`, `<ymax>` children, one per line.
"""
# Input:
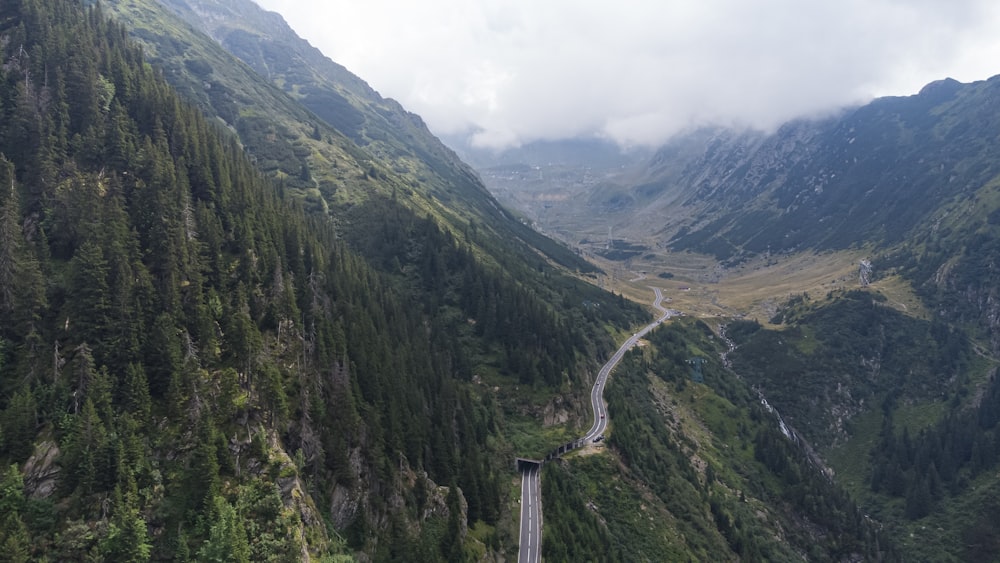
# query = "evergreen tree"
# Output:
<box><xmin>0</xmin><ymin>389</ymin><xmax>36</xmax><ymax>462</ymax></box>
<box><xmin>197</xmin><ymin>496</ymin><xmax>250</xmax><ymax>563</ymax></box>
<box><xmin>0</xmin><ymin>464</ymin><xmax>31</xmax><ymax>561</ymax></box>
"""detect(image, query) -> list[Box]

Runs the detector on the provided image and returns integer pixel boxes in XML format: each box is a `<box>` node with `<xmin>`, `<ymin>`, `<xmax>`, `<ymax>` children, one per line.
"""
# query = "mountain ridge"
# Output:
<box><xmin>482</xmin><ymin>73</ymin><xmax>1000</xmax><ymax>267</ymax></box>
<box><xmin>104</xmin><ymin>0</ymin><xmax>602</xmax><ymax>278</ymax></box>
<box><xmin>158</xmin><ymin>0</ymin><xmax>492</xmax><ymax>210</ymax></box>
<box><xmin>0</xmin><ymin>1</ymin><xmax>647</xmax><ymax>560</ymax></box>
<box><xmin>655</xmin><ymin>74</ymin><xmax>1000</xmax><ymax>257</ymax></box>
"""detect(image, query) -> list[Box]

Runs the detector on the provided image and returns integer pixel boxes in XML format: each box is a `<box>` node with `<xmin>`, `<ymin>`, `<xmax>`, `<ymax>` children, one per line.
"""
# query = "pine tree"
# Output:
<box><xmin>65</xmin><ymin>239</ymin><xmax>113</xmax><ymax>356</ymax></box>
<box><xmin>0</xmin><ymin>463</ymin><xmax>30</xmax><ymax>560</ymax></box>
<box><xmin>905</xmin><ymin>475</ymin><xmax>932</xmax><ymax>520</ymax></box>
<box><xmin>0</xmin><ymin>163</ymin><xmax>45</xmax><ymax>350</ymax></box>
<box><xmin>0</xmin><ymin>389</ymin><xmax>36</xmax><ymax>462</ymax></box>
<box><xmin>196</xmin><ymin>496</ymin><xmax>250</xmax><ymax>563</ymax></box>
<box><xmin>100</xmin><ymin>482</ymin><xmax>152</xmax><ymax>562</ymax></box>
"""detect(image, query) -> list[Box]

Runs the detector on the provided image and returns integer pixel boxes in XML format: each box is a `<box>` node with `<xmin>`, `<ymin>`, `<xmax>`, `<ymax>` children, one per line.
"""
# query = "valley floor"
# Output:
<box><xmin>588</xmin><ymin>248</ymin><xmax>926</xmax><ymax>325</ymax></box>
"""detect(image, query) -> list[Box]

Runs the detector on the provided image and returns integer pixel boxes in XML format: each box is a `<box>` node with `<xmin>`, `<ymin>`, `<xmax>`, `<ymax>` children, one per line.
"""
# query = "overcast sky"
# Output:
<box><xmin>253</xmin><ymin>0</ymin><xmax>1000</xmax><ymax>149</ymax></box>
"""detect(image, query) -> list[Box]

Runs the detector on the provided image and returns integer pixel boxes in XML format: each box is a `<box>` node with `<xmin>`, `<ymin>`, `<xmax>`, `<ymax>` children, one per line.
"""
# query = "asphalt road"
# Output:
<box><xmin>518</xmin><ymin>463</ymin><xmax>541</xmax><ymax>563</ymax></box>
<box><xmin>583</xmin><ymin>287</ymin><xmax>677</xmax><ymax>442</ymax></box>
<box><xmin>516</xmin><ymin>287</ymin><xmax>676</xmax><ymax>562</ymax></box>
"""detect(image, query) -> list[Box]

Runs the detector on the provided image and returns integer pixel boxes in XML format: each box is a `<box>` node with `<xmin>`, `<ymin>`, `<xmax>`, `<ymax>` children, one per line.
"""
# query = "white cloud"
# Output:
<box><xmin>254</xmin><ymin>0</ymin><xmax>1000</xmax><ymax>149</ymax></box>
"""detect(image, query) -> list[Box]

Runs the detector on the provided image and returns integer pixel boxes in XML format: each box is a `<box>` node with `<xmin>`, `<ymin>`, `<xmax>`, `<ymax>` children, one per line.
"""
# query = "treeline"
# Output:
<box><xmin>0</xmin><ymin>1</ymin><xmax>638</xmax><ymax>560</ymax></box>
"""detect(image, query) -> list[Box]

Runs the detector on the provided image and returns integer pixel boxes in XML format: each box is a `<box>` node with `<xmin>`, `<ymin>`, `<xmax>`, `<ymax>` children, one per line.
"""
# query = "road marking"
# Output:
<box><xmin>517</xmin><ymin>289</ymin><xmax>675</xmax><ymax>563</ymax></box>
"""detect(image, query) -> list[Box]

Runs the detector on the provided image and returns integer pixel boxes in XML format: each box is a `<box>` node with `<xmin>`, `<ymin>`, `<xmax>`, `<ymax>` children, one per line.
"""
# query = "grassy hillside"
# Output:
<box><xmin>543</xmin><ymin>318</ymin><xmax>895</xmax><ymax>561</ymax></box>
<box><xmin>655</xmin><ymin>77</ymin><xmax>1000</xmax><ymax>262</ymax></box>
<box><xmin>727</xmin><ymin>289</ymin><xmax>1000</xmax><ymax>560</ymax></box>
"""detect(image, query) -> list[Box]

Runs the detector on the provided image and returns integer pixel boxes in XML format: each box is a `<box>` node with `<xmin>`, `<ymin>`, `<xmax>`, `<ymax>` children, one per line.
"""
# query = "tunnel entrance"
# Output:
<box><xmin>515</xmin><ymin>457</ymin><xmax>542</xmax><ymax>472</ymax></box>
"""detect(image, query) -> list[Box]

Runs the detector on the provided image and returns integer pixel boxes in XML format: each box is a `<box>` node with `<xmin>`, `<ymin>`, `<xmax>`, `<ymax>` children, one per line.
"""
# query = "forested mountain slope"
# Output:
<box><xmin>13</xmin><ymin>1</ymin><xmax>1000</xmax><ymax>561</ymax></box>
<box><xmin>0</xmin><ymin>2</ymin><xmax>643</xmax><ymax>560</ymax></box>
<box><xmin>103</xmin><ymin>0</ymin><xmax>598</xmax><ymax>275</ymax></box>
<box><xmin>97</xmin><ymin>0</ymin><xmax>640</xmax><ymax>395</ymax></box>
<box><xmin>723</xmin><ymin>289</ymin><xmax>1000</xmax><ymax>561</ymax></box>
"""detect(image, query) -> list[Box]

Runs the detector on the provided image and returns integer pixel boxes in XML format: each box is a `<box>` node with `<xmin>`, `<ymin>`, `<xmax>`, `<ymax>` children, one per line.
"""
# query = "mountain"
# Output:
<box><xmin>614</xmin><ymin>73</ymin><xmax>1000</xmax><ymax>375</ymax></box>
<box><xmin>652</xmin><ymin>77</ymin><xmax>1000</xmax><ymax>261</ymax></box>
<box><xmin>5</xmin><ymin>0</ymin><xmax>996</xmax><ymax>561</ymax></box>
<box><xmin>0</xmin><ymin>1</ymin><xmax>646</xmax><ymax>560</ymax></box>
<box><xmin>155</xmin><ymin>0</ymin><xmax>488</xmax><ymax>208</ymax></box>
<box><xmin>644</xmin><ymin>78</ymin><xmax>1000</xmax><ymax>560</ymax></box>
<box><xmin>488</xmin><ymin>77</ymin><xmax>1000</xmax><ymax>267</ymax></box>
<box><xmin>562</xmin><ymin>76</ymin><xmax>998</xmax><ymax>264</ymax></box>
<box><xmin>101</xmin><ymin>0</ymin><xmax>600</xmax><ymax>276</ymax></box>
<box><xmin>451</xmin><ymin>71</ymin><xmax>1000</xmax><ymax>559</ymax></box>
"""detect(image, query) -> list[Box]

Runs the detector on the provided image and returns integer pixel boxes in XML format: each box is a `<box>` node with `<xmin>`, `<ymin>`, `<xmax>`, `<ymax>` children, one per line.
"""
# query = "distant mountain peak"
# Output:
<box><xmin>917</xmin><ymin>76</ymin><xmax>962</xmax><ymax>101</ymax></box>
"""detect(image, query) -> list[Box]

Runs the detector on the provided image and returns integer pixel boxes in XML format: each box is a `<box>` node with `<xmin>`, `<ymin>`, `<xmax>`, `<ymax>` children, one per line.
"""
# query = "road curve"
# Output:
<box><xmin>518</xmin><ymin>464</ymin><xmax>541</xmax><ymax>563</ymax></box>
<box><xmin>516</xmin><ymin>287</ymin><xmax>675</xmax><ymax>562</ymax></box>
<box><xmin>583</xmin><ymin>287</ymin><xmax>676</xmax><ymax>442</ymax></box>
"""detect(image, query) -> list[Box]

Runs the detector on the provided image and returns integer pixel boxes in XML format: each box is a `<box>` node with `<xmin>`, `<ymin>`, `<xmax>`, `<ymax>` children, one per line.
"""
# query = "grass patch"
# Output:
<box><xmin>504</xmin><ymin>415</ymin><xmax>576</xmax><ymax>460</ymax></box>
<box><xmin>824</xmin><ymin>409</ymin><xmax>882</xmax><ymax>497</ymax></box>
<box><xmin>793</xmin><ymin>324</ymin><xmax>819</xmax><ymax>354</ymax></box>
<box><xmin>869</xmin><ymin>274</ymin><xmax>930</xmax><ymax>319</ymax></box>
<box><xmin>894</xmin><ymin>401</ymin><xmax>946</xmax><ymax>434</ymax></box>
<box><xmin>598</xmin><ymin>248</ymin><xmax>874</xmax><ymax>324</ymax></box>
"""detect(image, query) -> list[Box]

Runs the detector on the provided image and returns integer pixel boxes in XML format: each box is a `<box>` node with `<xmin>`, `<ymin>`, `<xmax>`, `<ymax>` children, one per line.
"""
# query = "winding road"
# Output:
<box><xmin>583</xmin><ymin>286</ymin><xmax>675</xmax><ymax>442</ymax></box>
<box><xmin>517</xmin><ymin>287</ymin><xmax>677</xmax><ymax>562</ymax></box>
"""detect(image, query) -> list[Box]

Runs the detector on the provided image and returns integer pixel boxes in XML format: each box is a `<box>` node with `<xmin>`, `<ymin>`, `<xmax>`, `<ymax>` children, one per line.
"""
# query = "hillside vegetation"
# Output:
<box><xmin>6</xmin><ymin>1</ymin><xmax>1000</xmax><ymax>561</ymax></box>
<box><xmin>544</xmin><ymin>318</ymin><xmax>896</xmax><ymax>561</ymax></box>
<box><xmin>0</xmin><ymin>2</ymin><xmax>643</xmax><ymax>560</ymax></box>
<box><xmin>104</xmin><ymin>0</ymin><xmax>601</xmax><ymax>276</ymax></box>
<box><xmin>470</xmin><ymin>67</ymin><xmax>1000</xmax><ymax>559</ymax></box>
<box><xmin>728</xmin><ymin>290</ymin><xmax>1000</xmax><ymax>560</ymax></box>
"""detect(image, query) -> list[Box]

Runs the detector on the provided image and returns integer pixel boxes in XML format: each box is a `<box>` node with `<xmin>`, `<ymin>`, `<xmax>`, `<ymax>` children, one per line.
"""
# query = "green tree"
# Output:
<box><xmin>0</xmin><ymin>389</ymin><xmax>36</xmax><ymax>461</ymax></box>
<box><xmin>905</xmin><ymin>475</ymin><xmax>932</xmax><ymax>520</ymax></box>
<box><xmin>100</xmin><ymin>483</ymin><xmax>152</xmax><ymax>562</ymax></box>
<box><xmin>65</xmin><ymin>239</ymin><xmax>112</xmax><ymax>354</ymax></box>
<box><xmin>0</xmin><ymin>464</ymin><xmax>31</xmax><ymax>562</ymax></box>
<box><xmin>197</xmin><ymin>496</ymin><xmax>250</xmax><ymax>563</ymax></box>
<box><xmin>0</xmin><ymin>163</ymin><xmax>45</xmax><ymax>355</ymax></box>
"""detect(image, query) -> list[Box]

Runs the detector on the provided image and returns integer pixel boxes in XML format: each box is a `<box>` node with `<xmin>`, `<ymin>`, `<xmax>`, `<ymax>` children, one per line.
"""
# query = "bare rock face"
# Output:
<box><xmin>543</xmin><ymin>394</ymin><xmax>571</xmax><ymax>427</ymax></box>
<box><xmin>859</xmin><ymin>259</ymin><xmax>873</xmax><ymax>286</ymax></box>
<box><xmin>329</xmin><ymin>448</ymin><xmax>367</xmax><ymax>529</ymax></box>
<box><xmin>22</xmin><ymin>440</ymin><xmax>60</xmax><ymax>499</ymax></box>
<box><xmin>329</xmin><ymin>470</ymin><xmax>364</xmax><ymax>530</ymax></box>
